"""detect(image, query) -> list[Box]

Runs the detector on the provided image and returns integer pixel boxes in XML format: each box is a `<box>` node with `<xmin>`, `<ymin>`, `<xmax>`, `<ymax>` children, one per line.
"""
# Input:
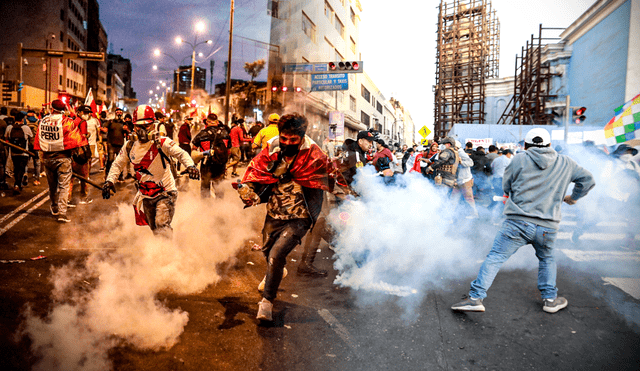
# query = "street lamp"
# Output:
<box><xmin>175</xmin><ymin>22</ymin><xmax>213</xmax><ymax>97</ymax></box>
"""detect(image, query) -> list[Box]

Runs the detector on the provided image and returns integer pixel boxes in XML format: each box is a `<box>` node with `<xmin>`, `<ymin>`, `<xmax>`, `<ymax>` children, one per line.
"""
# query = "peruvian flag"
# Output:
<box><xmin>84</xmin><ymin>88</ymin><xmax>98</xmax><ymax>116</ymax></box>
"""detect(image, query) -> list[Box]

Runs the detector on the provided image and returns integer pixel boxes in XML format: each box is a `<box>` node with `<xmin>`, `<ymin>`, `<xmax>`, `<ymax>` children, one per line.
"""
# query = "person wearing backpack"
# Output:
<box><xmin>192</xmin><ymin>113</ymin><xmax>231</xmax><ymax>198</ymax></box>
<box><xmin>5</xmin><ymin>112</ymin><xmax>33</xmax><ymax>194</ymax></box>
<box><xmin>34</xmin><ymin>99</ymin><xmax>87</xmax><ymax>222</ymax></box>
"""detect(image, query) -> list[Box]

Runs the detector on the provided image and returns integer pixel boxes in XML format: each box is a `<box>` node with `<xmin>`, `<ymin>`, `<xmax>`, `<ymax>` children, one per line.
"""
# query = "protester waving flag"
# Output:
<box><xmin>604</xmin><ymin>92</ymin><xmax>640</xmax><ymax>146</ymax></box>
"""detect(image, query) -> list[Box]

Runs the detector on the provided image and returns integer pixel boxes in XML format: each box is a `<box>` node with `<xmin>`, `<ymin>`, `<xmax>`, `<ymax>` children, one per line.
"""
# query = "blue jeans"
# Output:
<box><xmin>469</xmin><ymin>219</ymin><xmax>558</xmax><ymax>300</ymax></box>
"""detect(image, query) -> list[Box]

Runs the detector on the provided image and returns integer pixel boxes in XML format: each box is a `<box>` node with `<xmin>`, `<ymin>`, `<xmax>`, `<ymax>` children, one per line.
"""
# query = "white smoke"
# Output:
<box><xmin>18</xmin><ymin>180</ymin><xmax>264</xmax><ymax>371</ymax></box>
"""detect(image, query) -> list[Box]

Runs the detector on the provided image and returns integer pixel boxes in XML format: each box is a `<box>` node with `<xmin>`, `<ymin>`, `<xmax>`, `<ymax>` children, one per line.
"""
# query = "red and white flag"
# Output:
<box><xmin>84</xmin><ymin>88</ymin><xmax>98</xmax><ymax>116</ymax></box>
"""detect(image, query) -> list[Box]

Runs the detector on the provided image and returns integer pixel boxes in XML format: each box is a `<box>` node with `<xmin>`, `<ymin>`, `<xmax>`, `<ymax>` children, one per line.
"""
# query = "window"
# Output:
<box><xmin>350</xmin><ymin>95</ymin><xmax>356</xmax><ymax>112</ymax></box>
<box><xmin>371</xmin><ymin>97</ymin><xmax>376</xmax><ymax>108</ymax></box>
<box><xmin>335</xmin><ymin>16</ymin><xmax>344</xmax><ymax>38</ymax></box>
<box><xmin>60</xmin><ymin>9</ymin><xmax>64</xmax><ymax>21</ymax></box>
<box><xmin>361</xmin><ymin>85</ymin><xmax>370</xmax><ymax>102</ymax></box>
<box><xmin>361</xmin><ymin>111</ymin><xmax>370</xmax><ymax>127</ymax></box>
<box><xmin>324</xmin><ymin>1</ymin><xmax>333</xmax><ymax>20</ymax></box>
<box><xmin>59</xmin><ymin>75</ymin><xmax>63</xmax><ymax>85</ymax></box>
<box><xmin>350</xmin><ymin>7</ymin><xmax>356</xmax><ymax>24</ymax></box>
<box><xmin>302</xmin><ymin>12</ymin><xmax>316</xmax><ymax>42</ymax></box>
<box><xmin>377</xmin><ymin>102</ymin><xmax>383</xmax><ymax>114</ymax></box>
<box><xmin>350</xmin><ymin>37</ymin><xmax>356</xmax><ymax>53</ymax></box>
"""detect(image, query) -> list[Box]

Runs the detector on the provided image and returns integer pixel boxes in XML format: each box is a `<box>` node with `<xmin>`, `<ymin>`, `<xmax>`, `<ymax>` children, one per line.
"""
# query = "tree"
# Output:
<box><xmin>244</xmin><ymin>59</ymin><xmax>266</xmax><ymax>82</ymax></box>
<box><xmin>242</xmin><ymin>59</ymin><xmax>266</xmax><ymax>117</ymax></box>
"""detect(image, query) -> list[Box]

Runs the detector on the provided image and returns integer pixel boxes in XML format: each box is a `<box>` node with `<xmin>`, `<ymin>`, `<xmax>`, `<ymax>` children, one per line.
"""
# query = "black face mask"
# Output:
<box><xmin>280</xmin><ymin>143</ymin><xmax>300</xmax><ymax>157</ymax></box>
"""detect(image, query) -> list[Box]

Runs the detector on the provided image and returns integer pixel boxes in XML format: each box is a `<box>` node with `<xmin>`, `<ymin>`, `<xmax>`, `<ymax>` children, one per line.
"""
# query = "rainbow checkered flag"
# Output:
<box><xmin>604</xmin><ymin>92</ymin><xmax>640</xmax><ymax>145</ymax></box>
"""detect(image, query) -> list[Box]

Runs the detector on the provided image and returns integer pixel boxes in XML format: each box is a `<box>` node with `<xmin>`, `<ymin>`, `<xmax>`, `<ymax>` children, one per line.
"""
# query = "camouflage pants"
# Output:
<box><xmin>142</xmin><ymin>191</ymin><xmax>178</xmax><ymax>237</ymax></box>
<box><xmin>43</xmin><ymin>157</ymin><xmax>72</xmax><ymax>216</ymax></box>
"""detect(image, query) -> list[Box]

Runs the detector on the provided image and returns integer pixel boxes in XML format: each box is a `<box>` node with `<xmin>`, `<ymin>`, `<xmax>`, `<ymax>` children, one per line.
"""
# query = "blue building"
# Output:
<box><xmin>457</xmin><ymin>0</ymin><xmax>639</xmax><ymax>146</ymax></box>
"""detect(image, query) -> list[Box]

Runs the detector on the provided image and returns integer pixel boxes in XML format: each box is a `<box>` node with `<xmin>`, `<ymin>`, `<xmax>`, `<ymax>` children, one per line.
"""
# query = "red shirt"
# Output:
<box><xmin>229</xmin><ymin>125</ymin><xmax>249</xmax><ymax>148</ymax></box>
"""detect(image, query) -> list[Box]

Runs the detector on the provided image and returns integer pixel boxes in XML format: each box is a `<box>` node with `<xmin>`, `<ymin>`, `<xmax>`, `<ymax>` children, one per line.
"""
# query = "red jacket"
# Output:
<box><xmin>229</xmin><ymin>125</ymin><xmax>250</xmax><ymax>148</ymax></box>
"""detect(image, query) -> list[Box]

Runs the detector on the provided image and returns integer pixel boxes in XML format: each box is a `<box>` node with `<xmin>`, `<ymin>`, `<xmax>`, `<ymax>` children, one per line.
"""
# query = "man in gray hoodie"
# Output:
<box><xmin>452</xmin><ymin>128</ymin><xmax>595</xmax><ymax>314</ymax></box>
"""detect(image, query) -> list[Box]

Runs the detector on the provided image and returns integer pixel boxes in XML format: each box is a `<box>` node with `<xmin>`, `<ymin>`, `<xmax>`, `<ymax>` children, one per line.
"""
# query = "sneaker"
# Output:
<box><xmin>50</xmin><ymin>205</ymin><xmax>59</xmax><ymax>216</ymax></box>
<box><xmin>67</xmin><ymin>202</ymin><xmax>77</xmax><ymax>208</ymax></box>
<box><xmin>33</xmin><ymin>180</ymin><xmax>40</xmax><ymax>186</ymax></box>
<box><xmin>256</xmin><ymin>298</ymin><xmax>273</xmax><ymax>321</ymax></box>
<box><xmin>543</xmin><ymin>297</ymin><xmax>568</xmax><ymax>313</ymax></box>
<box><xmin>79</xmin><ymin>198</ymin><xmax>93</xmax><ymax>205</ymax></box>
<box><xmin>22</xmin><ymin>175</ymin><xmax>29</xmax><ymax>187</ymax></box>
<box><xmin>258</xmin><ymin>267</ymin><xmax>287</xmax><ymax>291</ymax></box>
<box><xmin>451</xmin><ymin>296</ymin><xmax>485</xmax><ymax>312</ymax></box>
<box><xmin>297</xmin><ymin>264</ymin><xmax>328</xmax><ymax>277</ymax></box>
<box><xmin>57</xmin><ymin>215</ymin><xmax>71</xmax><ymax>223</ymax></box>
<box><xmin>13</xmin><ymin>185</ymin><xmax>21</xmax><ymax>195</ymax></box>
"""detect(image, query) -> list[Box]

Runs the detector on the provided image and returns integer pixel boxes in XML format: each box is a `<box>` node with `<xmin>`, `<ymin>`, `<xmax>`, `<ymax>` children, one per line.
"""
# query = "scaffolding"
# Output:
<box><xmin>496</xmin><ymin>25</ymin><xmax>564</xmax><ymax>127</ymax></box>
<box><xmin>434</xmin><ymin>0</ymin><xmax>499</xmax><ymax>140</ymax></box>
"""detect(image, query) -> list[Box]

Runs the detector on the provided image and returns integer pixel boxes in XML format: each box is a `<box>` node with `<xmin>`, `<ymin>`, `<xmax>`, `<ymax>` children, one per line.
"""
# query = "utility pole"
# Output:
<box><xmin>224</xmin><ymin>0</ymin><xmax>235</xmax><ymax>125</ymax></box>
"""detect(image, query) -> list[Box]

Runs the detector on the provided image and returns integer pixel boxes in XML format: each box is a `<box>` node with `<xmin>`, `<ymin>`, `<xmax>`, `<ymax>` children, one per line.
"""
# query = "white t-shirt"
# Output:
<box><xmin>85</xmin><ymin>117</ymin><xmax>100</xmax><ymax>147</ymax></box>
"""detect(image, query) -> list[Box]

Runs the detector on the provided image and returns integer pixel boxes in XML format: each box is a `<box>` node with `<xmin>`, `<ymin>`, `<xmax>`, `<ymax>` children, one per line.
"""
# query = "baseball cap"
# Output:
<box><xmin>524</xmin><ymin>128</ymin><xmax>551</xmax><ymax>146</ymax></box>
<box><xmin>268</xmin><ymin>113</ymin><xmax>280</xmax><ymax>122</ymax></box>
<box><xmin>357</xmin><ymin>130</ymin><xmax>374</xmax><ymax>141</ymax></box>
<box><xmin>51</xmin><ymin>99</ymin><xmax>66</xmax><ymax>112</ymax></box>
<box><xmin>77</xmin><ymin>105</ymin><xmax>92</xmax><ymax>113</ymax></box>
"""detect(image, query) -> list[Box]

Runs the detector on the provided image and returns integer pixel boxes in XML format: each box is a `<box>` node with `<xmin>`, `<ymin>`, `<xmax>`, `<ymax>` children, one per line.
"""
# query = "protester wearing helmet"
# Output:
<box><xmin>102</xmin><ymin>105</ymin><xmax>200</xmax><ymax>237</ymax></box>
<box><xmin>191</xmin><ymin>112</ymin><xmax>231</xmax><ymax>198</ymax></box>
<box><xmin>252</xmin><ymin>113</ymin><xmax>280</xmax><ymax>150</ymax></box>
<box><xmin>452</xmin><ymin>127</ymin><xmax>595</xmax><ymax>314</ymax></box>
<box><xmin>426</xmin><ymin>136</ymin><xmax>459</xmax><ymax>188</ymax></box>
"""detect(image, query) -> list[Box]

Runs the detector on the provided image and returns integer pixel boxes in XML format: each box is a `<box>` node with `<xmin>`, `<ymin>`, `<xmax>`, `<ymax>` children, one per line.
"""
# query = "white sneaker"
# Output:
<box><xmin>258</xmin><ymin>267</ymin><xmax>287</xmax><ymax>291</ymax></box>
<box><xmin>256</xmin><ymin>298</ymin><xmax>273</xmax><ymax>321</ymax></box>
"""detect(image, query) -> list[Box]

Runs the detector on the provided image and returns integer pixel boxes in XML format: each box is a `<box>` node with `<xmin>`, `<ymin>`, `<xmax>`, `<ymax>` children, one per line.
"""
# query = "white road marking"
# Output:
<box><xmin>0</xmin><ymin>189</ymin><xmax>48</xmax><ymax>225</ymax></box>
<box><xmin>560</xmin><ymin>249</ymin><xmax>640</xmax><ymax>263</ymax></box>
<box><xmin>559</xmin><ymin>221</ymin><xmax>577</xmax><ymax>226</ymax></box>
<box><xmin>557</xmin><ymin>232</ymin><xmax>573</xmax><ymax>240</ymax></box>
<box><xmin>602</xmin><ymin>277</ymin><xmax>640</xmax><ymax>300</ymax></box>
<box><xmin>318</xmin><ymin>308</ymin><xmax>359</xmax><ymax>352</ymax></box>
<box><xmin>578</xmin><ymin>233</ymin><xmax>627</xmax><ymax>241</ymax></box>
<box><xmin>596</xmin><ymin>221</ymin><xmax>629</xmax><ymax>228</ymax></box>
<box><xmin>0</xmin><ymin>195</ymin><xmax>49</xmax><ymax>237</ymax></box>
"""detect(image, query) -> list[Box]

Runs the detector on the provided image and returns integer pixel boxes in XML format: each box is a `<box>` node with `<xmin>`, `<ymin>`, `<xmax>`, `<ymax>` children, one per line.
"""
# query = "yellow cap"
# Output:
<box><xmin>268</xmin><ymin>113</ymin><xmax>280</xmax><ymax>122</ymax></box>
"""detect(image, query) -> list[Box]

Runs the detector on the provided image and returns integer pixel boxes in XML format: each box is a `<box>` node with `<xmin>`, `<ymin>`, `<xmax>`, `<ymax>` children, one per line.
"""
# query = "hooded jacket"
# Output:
<box><xmin>503</xmin><ymin>146</ymin><xmax>595</xmax><ymax>229</ymax></box>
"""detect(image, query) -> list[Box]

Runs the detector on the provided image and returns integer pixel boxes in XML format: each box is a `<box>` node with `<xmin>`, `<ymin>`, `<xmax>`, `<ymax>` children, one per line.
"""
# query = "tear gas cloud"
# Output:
<box><xmin>327</xmin><ymin>147</ymin><xmax>640</xmax><ymax>318</ymax></box>
<box><xmin>18</xmin><ymin>182</ymin><xmax>264</xmax><ymax>371</ymax></box>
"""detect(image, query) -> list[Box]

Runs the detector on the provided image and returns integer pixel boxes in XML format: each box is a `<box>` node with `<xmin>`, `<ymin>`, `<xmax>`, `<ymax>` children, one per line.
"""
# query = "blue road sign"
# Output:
<box><xmin>310</xmin><ymin>73</ymin><xmax>348</xmax><ymax>92</ymax></box>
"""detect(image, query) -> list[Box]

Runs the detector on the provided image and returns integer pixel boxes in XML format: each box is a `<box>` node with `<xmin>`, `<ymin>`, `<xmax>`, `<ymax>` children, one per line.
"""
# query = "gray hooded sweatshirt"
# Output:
<box><xmin>503</xmin><ymin>146</ymin><xmax>595</xmax><ymax>230</ymax></box>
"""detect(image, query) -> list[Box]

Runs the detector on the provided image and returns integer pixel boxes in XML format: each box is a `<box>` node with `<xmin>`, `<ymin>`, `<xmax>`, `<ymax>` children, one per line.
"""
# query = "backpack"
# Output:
<box><xmin>8</xmin><ymin>125</ymin><xmax>27</xmax><ymax>150</ymax></box>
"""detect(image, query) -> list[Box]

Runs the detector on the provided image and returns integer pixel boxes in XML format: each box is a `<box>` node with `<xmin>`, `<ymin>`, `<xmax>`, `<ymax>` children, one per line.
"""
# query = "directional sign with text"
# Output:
<box><xmin>310</xmin><ymin>73</ymin><xmax>348</xmax><ymax>92</ymax></box>
<box><xmin>283</xmin><ymin>63</ymin><xmax>329</xmax><ymax>74</ymax></box>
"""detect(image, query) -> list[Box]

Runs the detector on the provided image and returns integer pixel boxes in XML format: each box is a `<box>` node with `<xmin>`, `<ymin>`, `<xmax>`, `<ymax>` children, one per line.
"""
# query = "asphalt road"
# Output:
<box><xmin>1</xmin><ymin>166</ymin><xmax>639</xmax><ymax>371</ymax></box>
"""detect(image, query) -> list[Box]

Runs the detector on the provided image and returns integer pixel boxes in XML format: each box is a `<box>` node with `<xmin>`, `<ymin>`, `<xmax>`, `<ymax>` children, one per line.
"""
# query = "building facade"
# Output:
<box><xmin>0</xmin><ymin>0</ymin><xmax>92</xmax><ymax>108</ymax></box>
<box><xmin>173</xmin><ymin>66</ymin><xmax>207</xmax><ymax>94</ymax></box>
<box><xmin>267</xmin><ymin>0</ymin><xmax>412</xmax><ymax>145</ymax></box>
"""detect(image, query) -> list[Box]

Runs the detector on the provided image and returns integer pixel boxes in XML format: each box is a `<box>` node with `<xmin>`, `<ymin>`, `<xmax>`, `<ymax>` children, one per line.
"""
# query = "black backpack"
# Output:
<box><xmin>8</xmin><ymin>125</ymin><xmax>27</xmax><ymax>150</ymax></box>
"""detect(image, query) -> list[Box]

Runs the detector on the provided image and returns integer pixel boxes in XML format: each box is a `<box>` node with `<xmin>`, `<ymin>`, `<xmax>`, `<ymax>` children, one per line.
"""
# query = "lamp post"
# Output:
<box><xmin>175</xmin><ymin>22</ymin><xmax>213</xmax><ymax>97</ymax></box>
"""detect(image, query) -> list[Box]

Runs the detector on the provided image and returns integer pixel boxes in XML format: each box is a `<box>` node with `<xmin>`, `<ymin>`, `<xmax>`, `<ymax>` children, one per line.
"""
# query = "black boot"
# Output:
<box><xmin>297</xmin><ymin>263</ymin><xmax>328</xmax><ymax>277</ymax></box>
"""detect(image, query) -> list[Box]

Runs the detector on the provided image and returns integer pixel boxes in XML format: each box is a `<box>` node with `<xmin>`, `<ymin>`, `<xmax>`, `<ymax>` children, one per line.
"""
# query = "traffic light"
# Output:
<box><xmin>271</xmin><ymin>86</ymin><xmax>278</xmax><ymax>92</ymax></box>
<box><xmin>17</xmin><ymin>81</ymin><xmax>24</xmax><ymax>92</ymax></box>
<box><xmin>57</xmin><ymin>92</ymin><xmax>70</xmax><ymax>104</ymax></box>
<box><xmin>328</xmin><ymin>61</ymin><xmax>363</xmax><ymax>73</ymax></box>
<box><xmin>282</xmin><ymin>86</ymin><xmax>288</xmax><ymax>92</ymax></box>
<box><xmin>573</xmin><ymin>107</ymin><xmax>587</xmax><ymax>124</ymax></box>
<box><xmin>295</xmin><ymin>87</ymin><xmax>302</xmax><ymax>93</ymax></box>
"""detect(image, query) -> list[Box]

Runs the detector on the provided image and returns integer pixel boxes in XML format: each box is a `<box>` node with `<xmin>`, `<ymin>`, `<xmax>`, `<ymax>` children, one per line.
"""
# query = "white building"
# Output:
<box><xmin>267</xmin><ymin>0</ymin><xmax>411</xmax><ymax>145</ymax></box>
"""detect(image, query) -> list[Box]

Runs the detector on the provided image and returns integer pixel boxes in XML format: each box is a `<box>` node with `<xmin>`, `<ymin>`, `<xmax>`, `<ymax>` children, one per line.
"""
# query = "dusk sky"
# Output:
<box><xmin>97</xmin><ymin>0</ymin><xmax>596</xmax><ymax>134</ymax></box>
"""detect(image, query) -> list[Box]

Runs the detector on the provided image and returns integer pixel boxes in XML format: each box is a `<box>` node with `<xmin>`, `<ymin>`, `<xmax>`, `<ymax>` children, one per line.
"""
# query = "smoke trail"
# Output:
<box><xmin>328</xmin><ymin>146</ymin><xmax>640</xmax><ymax>320</ymax></box>
<box><xmin>18</xmin><ymin>181</ymin><xmax>264</xmax><ymax>370</ymax></box>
